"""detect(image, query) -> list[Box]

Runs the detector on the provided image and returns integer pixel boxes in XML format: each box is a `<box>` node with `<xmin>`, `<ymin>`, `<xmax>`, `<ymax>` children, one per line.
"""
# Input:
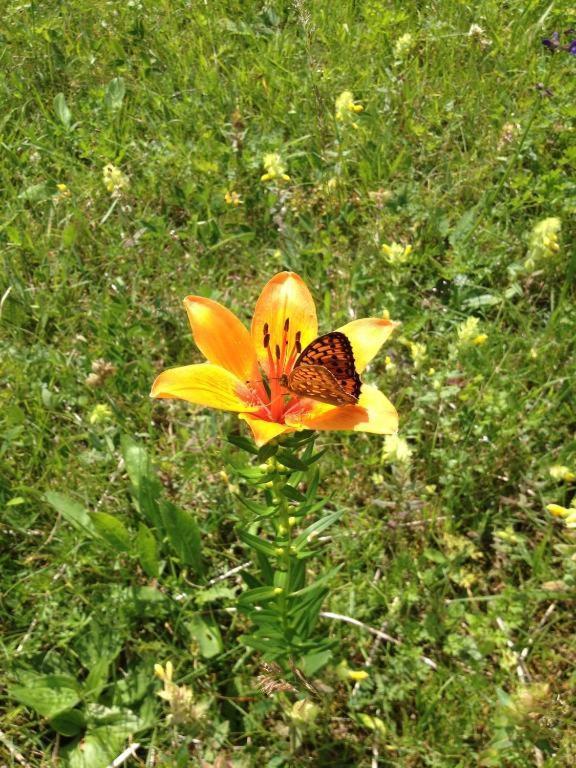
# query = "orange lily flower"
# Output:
<box><xmin>151</xmin><ymin>272</ymin><xmax>399</xmax><ymax>446</ymax></box>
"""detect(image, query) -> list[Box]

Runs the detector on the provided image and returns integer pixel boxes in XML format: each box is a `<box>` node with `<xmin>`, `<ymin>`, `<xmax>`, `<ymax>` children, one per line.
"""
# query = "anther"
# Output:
<box><xmin>275</xmin><ymin>344</ymin><xmax>281</xmax><ymax>360</ymax></box>
<box><xmin>263</xmin><ymin>333</ymin><xmax>270</xmax><ymax>348</ymax></box>
<box><xmin>263</xmin><ymin>322</ymin><xmax>269</xmax><ymax>335</ymax></box>
<box><xmin>284</xmin><ymin>317</ymin><xmax>290</xmax><ymax>332</ymax></box>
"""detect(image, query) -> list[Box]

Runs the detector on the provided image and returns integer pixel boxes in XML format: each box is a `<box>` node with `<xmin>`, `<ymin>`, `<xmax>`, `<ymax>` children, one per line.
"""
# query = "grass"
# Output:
<box><xmin>1</xmin><ymin>0</ymin><xmax>576</xmax><ymax>765</ymax></box>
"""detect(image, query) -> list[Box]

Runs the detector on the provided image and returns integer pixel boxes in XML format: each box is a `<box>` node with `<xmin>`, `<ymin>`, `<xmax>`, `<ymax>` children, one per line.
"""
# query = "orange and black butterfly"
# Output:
<box><xmin>281</xmin><ymin>331</ymin><xmax>361</xmax><ymax>406</ymax></box>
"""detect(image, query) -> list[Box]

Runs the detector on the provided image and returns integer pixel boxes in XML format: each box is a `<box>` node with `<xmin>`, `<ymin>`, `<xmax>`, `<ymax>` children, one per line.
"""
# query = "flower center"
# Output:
<box><xmin>260</xmin><ymin>318</ymin><xmax>302</xmax><ymax>421</ymax></box>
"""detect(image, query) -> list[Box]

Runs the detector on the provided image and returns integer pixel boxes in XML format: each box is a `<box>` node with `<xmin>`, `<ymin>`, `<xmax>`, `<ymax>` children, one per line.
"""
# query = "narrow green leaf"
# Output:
<box><xmin>276</xmin><ymin>450</ymin><xmax>309</xmax><ymax>471</ymax></box>
<box><xmin>90</xmin><ymin>512</ymin><xmax>131</xmax><ymax>552</ymax></box>
<box><xmin>227</xmin><ymin>433</ymin><xmax>259</xmax><ymax>454</ymax></box>
<box><xmin>237</xmin><ymin>528</ymin><xmax>280</xmax><ymax>557</ymax></box>
<box><xmin>54</xmin><ymin>92</ymin><xmax>72</xmax><ymax>128</ymax></box>
<box><xmin>280</xmin><ymin>484</ymin><xmax>306</xmax><ymax>502</ymax></box>
<box><xmin>135</xmin><ymin>523</ymin><xmax>159</xmax><ymax>577</ymax></box>
<box><xmin>45</xmin><ymin>491</ymin><xmax>97</xmax><ymax>537</ymax></box>
<box><xmin>159</xmin><ymin>499</ymin><xmax>203</xmax><ymax>573</ymax></box>
<box><xmin>292</xmin><ymin>510</ymin><xmax>343</xmax><ymax>551</ymax></box>
<box><xmin>238</xmin><ymin>585</ymin><xmax>282</xmax><ymax>605</ymax></box>
<box><xmin>289</xmin><ymin>565</ymin><xmax>342</xmax><ymax>596</ymax></box>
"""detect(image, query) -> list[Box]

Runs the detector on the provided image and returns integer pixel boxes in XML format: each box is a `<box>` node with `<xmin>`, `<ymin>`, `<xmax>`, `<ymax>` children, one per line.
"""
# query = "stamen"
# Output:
<box><xmin>263</xmin><ymin>333</ymin><xmax>270</xmax><ymax>348</ymax></box>
<box><xmin>284</xmin><ymin>317</ymin><xmax>290</xmax><ymax>332</ymax></box>
<box><xmin>263</xmin><ymin>322</ymin><xmax>269</xmax><ymax>335</ymax></box>
<box><xmin>295</xmin><ymin>331</ymin><xmax>302</xmax><ymax>354</ymax></box>
<box><xmin>275</xmin><ymin>344</ymin><xmax>281</xmax><ymax>360</ymax></box>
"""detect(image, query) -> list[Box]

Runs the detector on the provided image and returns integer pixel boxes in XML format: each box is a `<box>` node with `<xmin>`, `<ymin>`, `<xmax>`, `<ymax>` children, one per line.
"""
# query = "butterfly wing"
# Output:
<box><xmin>291</xmin><ymin>331</ymin><xmax>361</xmax><ymax>403</ymax></box>
<box><xmin>287</xmin><ymin>364</ymin><xmax>358</xmax><ymax>406</ymax></box>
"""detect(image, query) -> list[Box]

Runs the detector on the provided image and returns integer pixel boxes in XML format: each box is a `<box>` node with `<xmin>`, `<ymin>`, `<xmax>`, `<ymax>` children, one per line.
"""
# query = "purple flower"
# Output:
<box><xmin>542</xmin><ymin>31</ymin><xmax>560</xmax><ymax>51</ymax></box>
<box><xmin>568</xmin><ymin>39</ymin><xmax>576</xmax><ymax>55</ymax></box>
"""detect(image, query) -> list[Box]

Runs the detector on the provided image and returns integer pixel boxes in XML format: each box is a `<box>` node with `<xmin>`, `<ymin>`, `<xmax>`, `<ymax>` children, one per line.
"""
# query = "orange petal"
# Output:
<box><xmin>184</xmin><ymin>296</ymin><xmax>259</xmax><ymax>382</ymax></box>
<box><xmin>285</xmin><ymin>384</ymin><xmax>398</xmax><ymax>434</ymax></box>
<box><xmin>337</xmin><ymin>317</ymin><xmax>400</xmax><ymax>373</ymax></box>
<box><xmin>251</xmin><ymin>272</ymin><xmax>318</xmax><ymax>369</ymax></box>
<box><xmin>238</xmin><ymin>413</ymin><xmax>294</xmax><ymax>446</ymax></box>
<box><xmin>151</xmin><ymin>363</ymin><xmax>259</xmax><ymax>412</ymax></box>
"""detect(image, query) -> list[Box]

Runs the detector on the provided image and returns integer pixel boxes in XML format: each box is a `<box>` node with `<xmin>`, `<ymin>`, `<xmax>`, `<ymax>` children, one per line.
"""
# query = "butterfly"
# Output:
<box><xmin>281</xmin><ymin>331</ymin><xmax>361</xmax><ymax>406</ymax></box>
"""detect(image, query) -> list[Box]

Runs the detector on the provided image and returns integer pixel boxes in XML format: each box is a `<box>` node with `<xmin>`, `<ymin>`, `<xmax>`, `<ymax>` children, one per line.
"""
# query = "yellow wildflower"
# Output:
<box><xmin>546</xmin><ymin>503</ymin><xmax>569</xmax><ymax>518</ymax></box>
<box><xmin>53</xmin><ymin>183</ymin><xmax>71</xmax><ymax>201</ymax></box>
<box><xmin>382</xmin><ymin>433</ymin><xmax>412</xmax><ymax>465</ymax></box>
<box><xmin>261</xmin><ymin>152</ymin><xmax>290</xmax><ymax>183</ymax></box>
<box><xmin>382</xmin><ymin>241</ymin><xmax>412</xmax><ymax>266</ymax></box>
<box><xmin>549</xmin><ymin>465</ymin><xmax>576</xmax><ymax>482</ymax></box>
<box><xmin>103</xmin><ymin>163</ymin><xmax>130</xmax><ymax>196</ymax></box>
<box><xmin>154</xmin><ymin>661</ymin><xmax>208</xmax><ymax>726</ymax></box>
<box><xmin>88</xmin><ymin>403</ymin><xmax>113</xmax><ymax>425</ymax></box>
<box><xmin>525</xmin><ymin>217</ymin><xmax>561</xmax><ymax>269</ymax></box>
<box><xmin>394</xmin><ymin>33</ymin><xmax>415</xmax><ymax>59</ymax></box>
<box><xmin>347</xmin><ymin>669</ymin><xmax>369</xmax><ymax>682</ymax></box>
<box><xmin>472</xmin><ymin>333</ymin><xmax>488</xmax><ymax>346</ymax></box>
<box><xmin>409</xmin><ymin>341</ymin><xmax>427</xmax><ymax>370</ymax></box>
<box><xmin>335</xmin><ymin>90</ymin><xmax>364</xmax><ymax>124</ymax></box>
<box><xmin>224</xmin><ymin>189</ymin><xmax>242</xmax><ymax>206</ymax></box>
<box><xmin>290</xmin><ymin>699</ymin><xmax>320</xmax><ymax>725</ymax></box>
<box><xmin>384</xmin><ymin>355</ymin><xmax>397</xmax><ymax>375</ymax></box>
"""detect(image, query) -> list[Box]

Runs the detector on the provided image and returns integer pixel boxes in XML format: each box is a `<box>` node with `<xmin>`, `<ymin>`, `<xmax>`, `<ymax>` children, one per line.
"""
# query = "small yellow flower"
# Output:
<box><xmin>154</xmin><ymin>661</ymin><xmax>208</xmax><ymax>726</ymax></box>
<box><xmin>261</xmin><ymin>152</ymin><xmax>290</xmax><ymax>183</ymax></box>
<box><xmin>335</xmin><ymin>90</ymin><xmax>364</xmax><ymax>124</ymax></box>
<box><xmin>290</xmin><ymin>699</ymin><xmax>320</xmax><ymax>725</ymax></box>
<box><xmin>382</xmin><ymin>241</ymin><xmax>412</xmax><ymax>266</ymax></box>
<box><xmin>103</xmin><ymin>163</ymin><xmax>130</xmax><ymax>196</ymax></box>
<box><xmin>546</xmin><ymin>503</ymin><xmax>570</xmax><ymax>518</ymax></box>
<box><xmin>347</xmin><ymin>669</ymin><xmax>369</xmax><ymax>682</ymax></box>
<box><xmin>549</xmin><ymin>465</ymin><xmax>576</xmax><ymax>482</ymax></box>
<box><xmin>384</xmin><ymin>355</ymin><xmax>397</xmax><ymax>375</ymax></box>
<box><xmin>224</xmin><ymin>190</ymin><xmax>242</xmax><ymax>206</ymax></box>
<box><xmin>408</xmin><ymin>341</ymin><xmax>427</xmax><ymax>370</ymax></box>
<box><xmin>54</xmin><ymin>183</ymin><xmax>71</xmax><ymax>200</ymax></box>
<box><xmin>382</xmin><ymin>433</ymin><xmax>412</xmax><ymax>465</ymax></box>
<box><xmin>89</xmin><ymin>403</ymin><xmax>113</xmax><ymax>425</ymax></box>
<box><xmin>472</xmin><ymin>334</ymin><xmax>488</xmax><ymax>346</ymax></box>
<box><xmin>394</xmin><ymin>33</ymin><xmax>415</xmax><ymax>59</ymax></box>
<box><xmin>525</xmin><ymin>217</ymin><xmax>561</xmax><ymax>269</ymax></box>
<box><xmin>457</xmin><ymin>317</ymin><xmax>479</xmax><ymax>344</ymax></box>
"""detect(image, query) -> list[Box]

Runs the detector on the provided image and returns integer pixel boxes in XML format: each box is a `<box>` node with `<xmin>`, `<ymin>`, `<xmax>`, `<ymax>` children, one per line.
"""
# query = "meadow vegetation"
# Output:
<box><xmin>1</xmin><ymin>0</ymin><xmax>575</xmax><ymax>765</ymax></box>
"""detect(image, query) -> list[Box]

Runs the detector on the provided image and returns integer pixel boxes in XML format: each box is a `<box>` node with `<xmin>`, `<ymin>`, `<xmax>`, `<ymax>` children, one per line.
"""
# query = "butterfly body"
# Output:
<box><xmin>282</xmin><ymin>331</ymin><xmax>361</xmax><ymax>406</ymax></box>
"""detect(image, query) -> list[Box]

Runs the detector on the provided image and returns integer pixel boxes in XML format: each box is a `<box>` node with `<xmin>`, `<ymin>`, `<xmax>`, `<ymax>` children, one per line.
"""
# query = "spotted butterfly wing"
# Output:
<box><xmin>286</xmin><ymin>331</ymin><xmax>361</xmax><ymax>406</ymax></box>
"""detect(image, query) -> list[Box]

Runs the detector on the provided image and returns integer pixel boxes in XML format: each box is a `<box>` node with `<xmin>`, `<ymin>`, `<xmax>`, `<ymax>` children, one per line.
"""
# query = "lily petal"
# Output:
<box><xmin>285</xmin><ymin>384</ymin><xmax>398</xmax><ymax>434</ymax></box>
<box><xmin>239</xmin><ymin>412</ymin><xmax>294</xmax><ymax>446</ymax></box>
<box><xmin>151</xmin><ymin>363</ymin><xmax>260</xmax><ymax>413</ymax></box>
<box><xmin>251</xmin><ymin>272</ymin><xmax>318</xmax><ymax>369</ymax></box>
<box><xmin>184</xmin><ymin>296</ymin><xmax>259</xmax><ymax>381</ymax></box>
<box><xmin>337</xmin><ymin>317</ymin><xmax>400</xmax><ymax>373</ymax></box>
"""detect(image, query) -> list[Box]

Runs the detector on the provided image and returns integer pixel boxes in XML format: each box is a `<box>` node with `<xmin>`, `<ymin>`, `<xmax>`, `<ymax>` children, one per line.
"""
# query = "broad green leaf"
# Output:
<box><xmin>237</xmin><ymin>528</ymin><xmax>279</xmax><ymax>557</ymax></box>
<box><xmin>195</xmin><ymin>584</ymin><xmax>236</xmax><ymax>605</ymax></box>
<box><xmin>54</xmin><ymin>93</ymin><xmax>72</xmax><ymax>128</ymax></box>
<box><xmin>300</xmin><ymin>648</ymin><xmax>332</xmax><ymax>676</ymax></box>
<box><xmin>121</xmin><ymin>436</ymin><xmax>154</xmax><ymax>491</ymax></box>
<box><xmin>187</xmin><ymin>614</ymin><xmax>223</xmax><ymax>658</ymax></box>
<box><xmin>135</xmin><ymin>523</ymin><xmax>159</xmax><ymax>577</ymax></box>
<box><xmin>45</xmin><ymin>491</ymin><xmax>97</xmax><ymax>537</ymax></box>
<box><xmin>90</xmin><ymin>511</ymin><xmax>131</xmax><ymax>552</ymax></box>
<box><xmin>49</xmin><ymin>709</ymin><xmax>85</xmax><ymax>737</ymax></box>
<box><xmin>18</xmin><ymin>182</ymin><xmax>54</xmax><ymax>203</ymax></box>
<box><xmin>9</xmin><ymin>674</ymin><xmax>81</xmax><ymax>718</ymax></box>
<box><xmin>104</xmin><ymin>76</ymin><xmax>126</xmax><ymax>111</ymax></box>
<box><xmin>61</xmin><ymin>725</ymin><xmax>133</xmax><ymax>768</ymax></box>
<box><xmin>159</xmin><ymin>499</ymin><xmax>203</xmax><ymax>573</ymax></box>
